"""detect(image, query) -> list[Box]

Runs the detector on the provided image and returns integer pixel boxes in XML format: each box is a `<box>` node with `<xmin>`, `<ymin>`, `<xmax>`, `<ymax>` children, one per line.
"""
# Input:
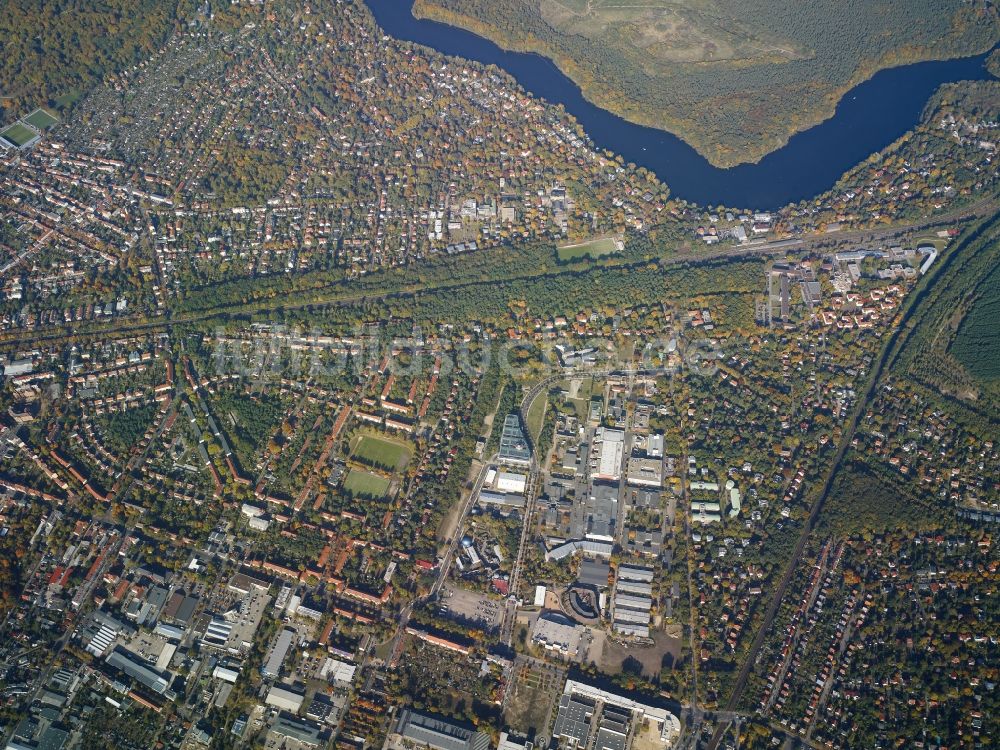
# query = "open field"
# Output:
<box><xmin>351</xmin><ymin>433</ymin><xmax>412</xmax><ymax>471</ymax></box>
<box><xmin>23</xmin><ymin>108</ymin><xmax>58</xmax><ymax>130</ymax></box>
<box><xmin>559</xmin><ymin>377</ymin><xmax>595</xmax><ymax>421</ymax></box>
<box><xmin>912</xmin><ymin>234</ymin><xmax>949</xmax><ymax>251</ymax></box>
<box><xmin>538</xmin><ymin>0</ymin><xmax>808</xmax><ymax>64</ymax></box>
<box><xmin>557</xmin><ymin>236</ymin><xmax>622</xmax><ymax>262</ymax></box>
<box><xmin>598</xmin><ymin>629</ymin><xmax>682</xmax><ymax>677</ymax></box>
<box><xmin>343</xmin><ymin>468</ymin><xmax>392</xmax><ymax>498</ymax></box>
<box><xmin>0</xmin><ymin>122</ymin><xmax>37</xmax><ymax>148</ymax></box>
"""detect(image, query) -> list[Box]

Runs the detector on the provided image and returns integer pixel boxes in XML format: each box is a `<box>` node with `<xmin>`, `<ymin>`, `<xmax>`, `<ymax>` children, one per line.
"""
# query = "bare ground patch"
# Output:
<box><xmin>503</xmin><ymin>656</ymin><xmax>566</xmax><ymax>738</ymax></box>
<box><xmin>598</xmin><ymin>629</ymin><xmax>682</xmax><ymax>677</ymax></box>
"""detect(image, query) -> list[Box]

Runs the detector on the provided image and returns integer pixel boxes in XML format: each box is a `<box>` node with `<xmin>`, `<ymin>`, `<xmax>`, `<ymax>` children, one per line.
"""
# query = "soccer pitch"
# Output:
<box><xmin>343</xmin><ymin>469</ymin><xmax>391</xmax><ymax>498</ymax></box>
<box><xmin>24</xmin><ymin>108</ymin><xmax>59</xmax><ymax>130</ymax></box>
<box><xmin>0</xmin><ymin>122</ymin><xmax>39</xmax><ymax>148</ymax></box>
<box><xmin>351</xmin><ymin>433</ymin><xmax>412</xmax><ymax>471</ymax></box>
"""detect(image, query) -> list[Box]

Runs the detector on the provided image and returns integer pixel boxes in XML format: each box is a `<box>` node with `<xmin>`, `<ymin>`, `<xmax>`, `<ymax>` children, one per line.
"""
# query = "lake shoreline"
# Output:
<box><xmin>410</xmin><ymin>0</ymin><xmax>996</xmax><ymax>170</ymax></box>
<box><xmin>366</xmin><ymin>0</ymin><xmax>997</xmax><ymax>209</ymax></box>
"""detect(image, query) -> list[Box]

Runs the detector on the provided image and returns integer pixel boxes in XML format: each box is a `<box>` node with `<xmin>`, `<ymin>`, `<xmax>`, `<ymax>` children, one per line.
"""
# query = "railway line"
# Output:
<box><xmin>704</xmin><ymin>206</ymin><xmax>1000</xmax><ymax>750</ymax></box>
<box><xmin>1</xmin><ymin>196</ymin><xmax>994</xmax><ymax>354</ymax></box>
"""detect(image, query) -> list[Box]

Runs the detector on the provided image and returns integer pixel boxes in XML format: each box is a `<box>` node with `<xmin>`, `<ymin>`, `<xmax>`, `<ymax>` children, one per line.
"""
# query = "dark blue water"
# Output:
<box><xmin>365</xmin><ymin>0</ymin><xmax>996</xmax><ymax>209</ymax></box>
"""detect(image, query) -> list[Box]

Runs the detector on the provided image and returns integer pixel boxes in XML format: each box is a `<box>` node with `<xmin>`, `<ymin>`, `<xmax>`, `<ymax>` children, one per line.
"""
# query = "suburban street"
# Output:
<box><xmin>1</xmin><ymin>9</ymin><xmax>997</xmax><ymax>744</ymax></box>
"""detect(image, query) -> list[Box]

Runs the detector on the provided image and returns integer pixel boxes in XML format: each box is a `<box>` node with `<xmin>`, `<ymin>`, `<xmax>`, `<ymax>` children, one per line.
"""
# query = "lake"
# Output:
<box><xmin>364</xmin><ymin>0</ymin><xmax>995</xmax><ymax>209</ymax></box>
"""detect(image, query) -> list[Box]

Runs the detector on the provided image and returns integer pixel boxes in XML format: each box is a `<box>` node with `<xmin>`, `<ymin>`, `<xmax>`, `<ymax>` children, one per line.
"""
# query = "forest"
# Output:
<box><xmin>951</xmin><ymin>259</ymin><xmax>1000</xmax><ymax>383</ymax></box>
<box><xmin>0</xmin><ymin>0</ymin><xmax>195</xmax><ymax>121</ymax></box>
<box><xmin>98</xmin><ymin>403</ymin><xmax>157</xmax><ymax>454</ymax></box>
<box><xmin>822</xmin><ymin>460</ymin><xmax>946</xmax><ymax>538</ymax></box>
<box><xmin>211</xmin><ymin>390</ymin><xmax>287</xmax><ymax>475</ymax></box>
<box><xmin>890</xmin><ymin>211</ymin><xmax>1000</xmax><ymax>423</ymax></box>
<box><xmin>413</xmin><ymin>0</ymin><xmax>999</xmax><ymax>166</ymax></box>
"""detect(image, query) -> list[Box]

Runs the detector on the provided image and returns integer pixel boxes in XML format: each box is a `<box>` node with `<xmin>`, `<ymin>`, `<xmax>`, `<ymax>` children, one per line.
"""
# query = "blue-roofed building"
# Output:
<box><xmin>498</xmin><ymin>414</ymin><xmax>531</xmax><ymax>466</ymax></box>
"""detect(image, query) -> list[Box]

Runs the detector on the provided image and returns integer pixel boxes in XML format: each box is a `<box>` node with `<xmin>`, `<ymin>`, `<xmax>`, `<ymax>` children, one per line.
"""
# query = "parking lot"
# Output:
<box><xmin>439</xmin><ymin>585</ymin><xmax>502</xmax><ymax>630</ymax></box>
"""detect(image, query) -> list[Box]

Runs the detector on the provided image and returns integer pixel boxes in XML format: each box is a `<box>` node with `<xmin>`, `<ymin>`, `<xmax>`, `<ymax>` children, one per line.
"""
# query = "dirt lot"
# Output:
<box><xmin>598</xmin><ymin>629</ymin><xmax>682</xmax><ymax>677</ymax></box>
<box><xmin>503</xmin><ymin>656</ymin><xmax>565</xmax><ymax>738</ymax></box>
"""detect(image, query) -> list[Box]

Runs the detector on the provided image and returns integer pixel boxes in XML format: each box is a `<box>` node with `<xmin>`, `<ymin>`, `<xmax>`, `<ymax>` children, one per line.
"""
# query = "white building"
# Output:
<box><xmin>531</xmin><ymin>613</ymin><xmax>588</xmax><ymax>659</ymax></box>
<box><xmin>646</xmin><ymin>434</ymin><xmax>664</xmax><ymax>458</ymax></box>
<box><xmin>213</xmin><ymin>665</ymin><xmax>240</xmax><ymax>683</ymax></box>
<box><xmin>498</xmin><ymin>733</ymin><xmax>533</xmax><ymax>750</ymax></box>
<box><xmin>248</xmin><ymin>516</ymin><xmax>270</xmax><ymax>531</ymax></box>
<box><xmin>560</xmin><ymin>680</ymin><xmax>681</xmax><ymax>748</ymax></box>
<box><xmin>321</xmin><ymin>658</ymin><xmax>357</xmax><ymax>686</ymax></box>
<box><xmin>266</xmin><ymin>683</ymin><xmax>305</xmax><ymax>712</ymax></box>
<box><xmin>533</xmin><ymin>585</ymin><xmax>547</xmax><ymax>607</ymax></box>
<box><xmin>593</xmin><ymin>428</ymin><xmax>625</xmax><ymax>481</ymax></box>
<box><xmin>496</xmin><ymin>471</ymin><xmax>527</xmax><ymax>494</ymax></box>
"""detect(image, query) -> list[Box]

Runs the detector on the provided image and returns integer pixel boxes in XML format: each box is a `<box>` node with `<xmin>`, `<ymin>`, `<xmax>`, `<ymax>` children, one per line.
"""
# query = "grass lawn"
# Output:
<box><xmin>525</xmin><ymin>388</ymin><xmax>547</xmax><ymax>442</ymax></box>
<box><xmin>343</xmin><ymin>469</ymin><xmax>391</xmax><ymax>498</ymax></box>
<box><xmin>557</xmin><ymin>236</ymin><xmax>621</xmax><ymax>262</ymax></box>
<box><xmin>560</xmin><ymin>376</ymin><xmax>593</xmax><ymax>420</ymax></box>
<box><xmin>0</xmin><ymin>122</ymin><xmax>38</xmax><ymax>148</ymax></box>
<box><xmin>24</xmin><ymin>108</ymin><xmax>59</xmax><ymax>130</ymax></box>
<box><xmin>351</xmin><ymin>433</ymin><xmax>412</xmax><ymax>471</ymax></box>
<box><xmin>54</xmin><ymin>90</ymin><xmax>84</xmax><ymax>109</ymax></box>
<box><xmin>912</xmin><ymin>235</ymin><xmax>948</xmax><ymax>251</ymax></box>
<box><xmin>565</xmin><ymin>397</ymin><xmax>589</xmax><ymax>421</ymax></box>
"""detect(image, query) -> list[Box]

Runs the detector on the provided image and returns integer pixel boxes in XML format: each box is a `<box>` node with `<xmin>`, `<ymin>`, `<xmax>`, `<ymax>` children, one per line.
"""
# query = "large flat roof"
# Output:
<box><xmin>578</xmin><ymin>558</ymin><xmax>610</xmax><ymax>588</ymax></box>
<box><xmin>498</xmin><ymin>414</ymin><xmax>532</xmax><ymax>464</ymax></box>
<box><xmin>263</xmin><ymin>628</ymin><xmax>295</xmax><ymax>677</ymax></box>
<box><xmin>562</xmin><ymin>680</ymin><xmax>681</xmax><ymax>745</ymax></box>
<box><xmin>105</xmin><ymin>646</ymin><xmax>169</xmax><ymax>694</ymax></box>
<box><xmin>553</xmin><ymin>693</ymin><xmax>596</xmax><ymax>746</ymax></box>
<box><xmin>396</xmin><ymin>708</ymin><xmax>490</xmax><ymax>750</ymax></box>
<box><xmin>594</xmin><ymin>428</ymin><xmax>625</xmax><ymax>479</ymax></box>
<box><xmin>273</xmin><ymin>713</ymin><xmax>323</xmax><ymax>746</ymax></box>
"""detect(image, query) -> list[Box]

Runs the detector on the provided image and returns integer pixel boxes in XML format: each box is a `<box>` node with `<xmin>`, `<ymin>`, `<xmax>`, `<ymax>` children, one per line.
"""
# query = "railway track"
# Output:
<box><xmin>2</xmin><ymin>197</ymin><xmax>994</xmax><ymax>353</ymax></box>
<box><xmin>704</xmin><ymin>206</ymin><xmax>1000</xmax><ymax>750</ymax></box>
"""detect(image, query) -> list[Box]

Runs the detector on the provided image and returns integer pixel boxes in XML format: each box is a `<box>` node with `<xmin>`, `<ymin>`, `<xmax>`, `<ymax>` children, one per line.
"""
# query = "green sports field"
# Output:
<box><xmin>24</xmin><ymin>108</ymin><xmax>59</xmax><ymax>130</ymax></box>
<box><xmin>343</xmin><ymin>469</ymin><xmax>391</xmax><ymax>498</ymax></box>
<box><xmin>351</xmin><ymin>433</ymin><xmax>412</xmax><ymax>471</ymax></box>
<box><xmin>0</xmin><ymin>122</ymin><xmax>37</xmax><ymax>148</ymax></box>
<box><xmin>557</xmin><ymin>236</ymin><xmax>621</xmax><ymax>262</ymax></box>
